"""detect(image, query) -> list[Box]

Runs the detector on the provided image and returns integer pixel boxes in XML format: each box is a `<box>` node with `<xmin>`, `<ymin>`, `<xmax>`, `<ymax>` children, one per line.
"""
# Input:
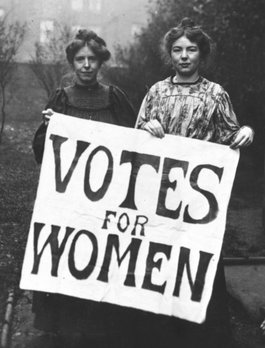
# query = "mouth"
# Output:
<box><xmin>179</xmin><ymin>63</ymin><xmax>190</xmax><ymax>68</ymax></box>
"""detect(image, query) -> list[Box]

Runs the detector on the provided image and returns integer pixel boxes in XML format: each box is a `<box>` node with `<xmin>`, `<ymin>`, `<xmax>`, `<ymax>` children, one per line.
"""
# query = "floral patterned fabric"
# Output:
<box><xmin>137</xmin><ymin>76</ymin><xmax>240</xmax><ymax>145</ymax></box>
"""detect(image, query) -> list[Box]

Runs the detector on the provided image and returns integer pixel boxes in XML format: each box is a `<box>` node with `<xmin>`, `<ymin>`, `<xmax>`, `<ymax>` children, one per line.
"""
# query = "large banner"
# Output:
<box><xmin>20</xmin><ymin>113</ymin><xmax>239</xmax><ymax>323</ymax></box>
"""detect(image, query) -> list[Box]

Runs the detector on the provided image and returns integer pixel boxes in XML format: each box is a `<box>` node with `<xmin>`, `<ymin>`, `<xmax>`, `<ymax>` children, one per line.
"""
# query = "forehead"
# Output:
<box><xmin>172</xmin><ymin>36</ymin><xmax>198</xmax><ymax>48</ymax></box>
<box><xmin>74</xmin><ymin>45</ymin><xmax>96</xmax><ymax>57</ymax></box>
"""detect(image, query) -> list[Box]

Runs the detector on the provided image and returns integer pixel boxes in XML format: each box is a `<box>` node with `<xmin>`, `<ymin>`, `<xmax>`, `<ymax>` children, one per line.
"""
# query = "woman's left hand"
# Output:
<box><xmin>42</xmin><ymin>108</ymin><xmax>54</xmax><ymax>125</ymax></box>
<box><xmin>230</xmin><ymin>126</ymin><xmax>254</xmax><ymax>149</ymax></box>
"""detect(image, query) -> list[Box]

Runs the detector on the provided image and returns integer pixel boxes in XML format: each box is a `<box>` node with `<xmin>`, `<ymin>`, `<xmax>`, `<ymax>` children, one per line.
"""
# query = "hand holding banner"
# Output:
<box><xmin>20</xmin><ymin>113</ymin><xmax>239</xmax><ymax>323</ymax></box>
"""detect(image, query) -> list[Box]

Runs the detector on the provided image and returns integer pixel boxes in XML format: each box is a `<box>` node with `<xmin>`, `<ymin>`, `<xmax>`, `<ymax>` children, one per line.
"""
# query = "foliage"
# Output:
<box><xmin>29</xmin><ymin>23</ymin><xmax>73</xmax><ymax>100</ymax></box>
<box><xmin>105</xmin><ymin>0</ymin><xmax>214</xmax><ymax>108</ymax></box>
<box><xmin>106</xmin><ymin>0</ymin><xmax>265</xmax><ymax>131</ymax></box>
<box><xmin>0</xmin><ymin>16</ymin><xmax>26</xmax><ymax>143</ymax></box>
<box><xmin>105</xmin><ymin>0</ymin><xmax>265</xmax><ymax>221</ymax></box>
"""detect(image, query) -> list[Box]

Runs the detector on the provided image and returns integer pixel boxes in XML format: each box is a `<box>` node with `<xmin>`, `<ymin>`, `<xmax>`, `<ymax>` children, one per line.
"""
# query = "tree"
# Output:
<box><xmin>105</xmin><ymin>0</ymin><xmax>215</xmax><ymax>108</ymax></box>
<box><xmin>106</xmin><ymin>0</ymin><xmax>265</xmax><ymax>124</ymax></box>
<box><xmin>29</xmin><ymin>23</ymin><xmax>73</xmax><ymax>100</ymax></box>
<box><xmin>0</xmin><ymin>17</ymin><xmax>26</xmax><ymax>144</ymax></box>
<box><xmin>105</xmin><ymin>0</ymin><xmax>265</xmax><ymax>233</ymax></box>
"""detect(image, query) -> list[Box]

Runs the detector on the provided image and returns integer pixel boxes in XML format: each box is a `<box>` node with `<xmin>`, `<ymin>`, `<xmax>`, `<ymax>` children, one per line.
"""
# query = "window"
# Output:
<box><xmin>40</xmin><ymin>20</ymin><xmax>54</xmax><ymax>43</ymax></box>
<box><xmin>0</xmin><ymin>8</ymin><xmax>5</xmax><ymax>19</ymax></box>
<box><xmin>131</xmin><ymin>24</ymin><xmax>141</xmax><ymax>38</ymax></box>
<box><xmin>71</xmin><ymin>0</ymin><xmax>83</xmax><ymax>11</ymax></box>
<box><xmin>89</xmin><ymin>0</ymin><xmax>101</xmax><ymax>13</ymax></box>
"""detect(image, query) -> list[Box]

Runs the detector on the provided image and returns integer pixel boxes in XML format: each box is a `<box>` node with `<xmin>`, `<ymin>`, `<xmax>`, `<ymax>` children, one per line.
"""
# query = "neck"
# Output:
<box><xmin>174</xmin><ymin>72</ymin><xmax>199</xmax><ymax>83</ymax></box>
<box><xmin>75</xmin><ymin>76</ymin><xmax>99</xmax><ymax>88</ymax></box>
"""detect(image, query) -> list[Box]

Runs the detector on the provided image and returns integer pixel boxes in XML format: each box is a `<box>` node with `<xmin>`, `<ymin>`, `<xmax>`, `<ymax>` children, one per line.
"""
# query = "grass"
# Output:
<box><xmin>0</xmin><ymin>123</ymin><xmax>39</xmax><ymax>285</ymax></box>
<box><xmin>229</xmin><ymin>296</ymin><xmax>265</xmax><ymax>348</ymax></box>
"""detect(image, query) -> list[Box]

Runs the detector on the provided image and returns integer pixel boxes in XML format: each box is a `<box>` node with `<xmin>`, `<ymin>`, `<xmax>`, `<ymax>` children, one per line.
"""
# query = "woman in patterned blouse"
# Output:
<box><xmin>136</xmin><ymin>18</ymin><xmax>254</xmax><ymax>148</ymax></box>
<box><xmin>134</xmin><ymin>17</ymin><xmax>253</xmax><ymax>348</ymax></box>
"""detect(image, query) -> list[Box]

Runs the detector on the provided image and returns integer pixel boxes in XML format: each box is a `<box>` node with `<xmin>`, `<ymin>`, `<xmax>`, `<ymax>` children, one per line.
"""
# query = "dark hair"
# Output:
<box><xmin>66</xmin><ymin>29</ymin><xmax>111</xmax><ymax>65</ymax></box>
<box><xmin>162</xmin><ymin>18</ymin><xmax>212</xmax><ymax>61</ymax></box>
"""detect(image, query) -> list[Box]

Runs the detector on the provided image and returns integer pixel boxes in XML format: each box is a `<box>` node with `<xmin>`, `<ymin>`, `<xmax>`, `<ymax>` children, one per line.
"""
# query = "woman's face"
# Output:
<box><xmin>171</xmin><ymin>36</ymin><xmax>200</xmax><ymax>79</ymax></box>
<box><xmin>72</xmin><ymin>45</ymin><xmax>100</xmax><ymax>86</ymax></box>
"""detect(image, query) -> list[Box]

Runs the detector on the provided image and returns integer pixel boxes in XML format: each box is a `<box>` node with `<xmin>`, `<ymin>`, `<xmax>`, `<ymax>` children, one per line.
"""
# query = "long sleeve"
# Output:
<box><xmin>110</xmin><ymin>86</ymin><xmax>136</xmax><ymax>128</ymax></box>
<box><xmin>212</xmin><ymin>90</ymin><xmax>240</xmax><ymax>145</ymax></box>
<box><xmin>135</xmin><ymin>93</ymin><xmax>149</xmax><ymax>129</ymax></box>
<box><xmin>32</xmin><ymin>89</ymin><xmax>68</xmax><ymax>164</ymax></box>
<box><xmin>136</xmin><ymin>84</ymin><xmax>160</xmax><ymax>129</ymax></box>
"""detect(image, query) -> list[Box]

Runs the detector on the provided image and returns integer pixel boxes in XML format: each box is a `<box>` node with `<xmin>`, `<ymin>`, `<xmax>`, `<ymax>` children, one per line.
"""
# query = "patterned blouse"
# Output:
<box><xmin>137</xmin><ymin>76</ymin><xmax>240</xmax><ymax>145</ymax></box>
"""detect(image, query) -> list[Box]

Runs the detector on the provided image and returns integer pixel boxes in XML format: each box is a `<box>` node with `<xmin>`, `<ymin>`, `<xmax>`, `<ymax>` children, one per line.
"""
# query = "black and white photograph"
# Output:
<box><xmin>0</xmin><ymin>0</ymin><xmax>264</xmax><ymax>347</ymax></box>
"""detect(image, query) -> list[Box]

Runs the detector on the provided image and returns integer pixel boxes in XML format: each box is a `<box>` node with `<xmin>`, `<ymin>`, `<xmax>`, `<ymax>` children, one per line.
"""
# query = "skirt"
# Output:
<box><xmin>32</xmin><ymin>258</ymin><xmax>231</xmax><ymax>348</ymax></box>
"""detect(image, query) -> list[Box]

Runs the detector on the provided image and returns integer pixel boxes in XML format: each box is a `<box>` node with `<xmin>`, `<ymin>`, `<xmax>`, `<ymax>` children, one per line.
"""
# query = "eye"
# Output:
<box><xmin>75</xmin><ymin>56</ymin><xmax>84</xmax><ymax>62</ymax></box>
<box><xmin>189</xmin><ymin>47</ymin><xmax>198</xmax><ymax>52</ymax></box>
<box><xmin>89</xmin><ymin>56</ymin><xmax>97</xmax><ymax>62</ymax></box>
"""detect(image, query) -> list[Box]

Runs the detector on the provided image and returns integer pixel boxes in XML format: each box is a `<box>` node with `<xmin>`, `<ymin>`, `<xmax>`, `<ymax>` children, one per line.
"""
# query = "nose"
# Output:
<box><xmin>84</xmin><ymin>58</ymin><xmax>90</xmax><ymax>68</ymax></box>
<box><xmin>180</xmin><ymin>50</ymin><xmax>188</xmax><ymax>60</ymax></box>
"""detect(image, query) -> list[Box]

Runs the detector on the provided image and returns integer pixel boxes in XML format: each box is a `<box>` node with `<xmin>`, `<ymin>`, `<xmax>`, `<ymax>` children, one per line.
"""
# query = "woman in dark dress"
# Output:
<box><xmin>33</xmin><ymin>29</ymin><xmax>135</xmax><ymax>164</ymax></box>
<box><xmin>32</xmin><ymin>29</ymin><xmax>136</xmax><ymax>348</ymax></box>
<box><xmin>134</xmin><ymin>18</ymin><xmax>254</xmax><ymax>348</ymax></box>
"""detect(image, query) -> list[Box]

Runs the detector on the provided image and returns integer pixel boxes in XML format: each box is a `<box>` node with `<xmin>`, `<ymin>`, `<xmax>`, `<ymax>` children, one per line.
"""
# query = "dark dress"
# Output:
<box><xmin>32</xmin><ymin>82</ymin><xmax>136</xmax><ymax>347</ymax></box>
<box><xmin>131</xmin><ymin>259</ymin><xmax>232</xmax><ymax>348</ymax></box>
<box><xmin>33</xmin><ymin>82</ymin><xmax>136</xmax><ymax>164</ymax></box>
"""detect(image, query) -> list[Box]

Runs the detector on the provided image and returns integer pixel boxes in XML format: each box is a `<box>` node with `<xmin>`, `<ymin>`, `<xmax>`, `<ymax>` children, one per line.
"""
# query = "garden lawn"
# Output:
<box><xmin>0</xmin><ymin>122</ymin><xmax>39</xmax><ymax>289</ymax></box>
<box><xmin>0</xmin><ymin>120</ymin><xmax>264</xmax><ymax>347</ymax></box>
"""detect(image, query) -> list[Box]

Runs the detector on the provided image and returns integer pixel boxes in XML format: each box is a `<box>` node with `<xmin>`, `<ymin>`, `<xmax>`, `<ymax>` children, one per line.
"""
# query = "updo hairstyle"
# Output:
<box><xmin>66</xmin><ymin>29</ymin><xmax>111</xmax><ymax>65</ymax></box>
<box><xmin>162</xmin><ymin>18</ymin><xmax>212</xmax><ymax>61</ymax></box>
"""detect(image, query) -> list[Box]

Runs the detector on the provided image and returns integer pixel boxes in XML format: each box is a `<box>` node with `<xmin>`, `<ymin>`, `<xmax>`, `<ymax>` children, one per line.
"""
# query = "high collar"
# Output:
<box><xmin>74</xmin><ymin>81</ymin><xmax>100</xmax><ymax>91</ymax></box>
<box><xmin>170</xmin><ymin>75</ymin><xmax>203</xmax><ymax>85</ymax></box>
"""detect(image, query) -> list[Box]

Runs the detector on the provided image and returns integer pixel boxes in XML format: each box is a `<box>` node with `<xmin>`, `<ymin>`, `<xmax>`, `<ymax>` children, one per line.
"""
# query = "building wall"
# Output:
<box><xmin>0</xmin><ymin>0</ymin><xmax>151</xmax><ymax>62</ymax></box>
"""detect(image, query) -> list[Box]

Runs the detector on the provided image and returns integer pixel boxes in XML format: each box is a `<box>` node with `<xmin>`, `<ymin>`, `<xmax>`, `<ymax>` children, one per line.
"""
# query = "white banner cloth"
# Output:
<box><xmin>20</xmin><ymin>113</ymin><xmax>239</xmax><ymax>323</ymax></box>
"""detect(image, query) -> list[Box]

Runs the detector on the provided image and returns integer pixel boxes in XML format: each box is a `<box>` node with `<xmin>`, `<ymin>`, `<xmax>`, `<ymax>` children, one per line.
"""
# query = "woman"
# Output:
<box><xmin>134</xmin><ymin>18</ymin><xmax>254</xmax><ymax>348</ymax></box>
<box><xmin>136</xmin><ymin>18</ymin><xmax>253</xmax><ymax>148</ymax></box>
<box><xmin>32</xmin><ymin>30</ymin><xmax>136</xmax><ymax>348</ymax></box>
<box><xmin>33</xmin><ymin>29</ymin><xmax>135</xmax><ymax>164</ymax></box>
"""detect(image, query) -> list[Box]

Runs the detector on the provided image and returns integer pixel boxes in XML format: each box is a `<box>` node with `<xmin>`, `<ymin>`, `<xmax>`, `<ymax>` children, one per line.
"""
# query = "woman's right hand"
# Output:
<box><xmin>143</xmin><ymin>119</ymin><xmax>165</xmax><ymax>138</ymax></box>
<box><xmin>42</xmin><ymin>108</ymin><xmax>54</xmax><ymax>125</ymax></box>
